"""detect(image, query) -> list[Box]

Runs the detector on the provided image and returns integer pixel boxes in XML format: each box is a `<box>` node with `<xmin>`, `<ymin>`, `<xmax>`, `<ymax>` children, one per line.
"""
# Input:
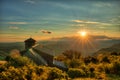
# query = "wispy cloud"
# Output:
<box><xmin>72</xmin><ymin>20</ymin><xmax>85</xmax><ymax>23</ymax></box>
<box><xmin>53</xmin><ymin>3</ymin><xmax>72</xmax><ymax>9</ymax></box>
<box><xmin>25</xmin><ymin>0</ymin><xmax>35</xmax><ymax>4</ymax></box>
<box><xmin>48</xmin><ymin>2</ymin><xmax>85</xmax><ymax>10</ymax></box>
<box><xmin>8</xmin><ymin>22</ymin><xmax>27</xmax><ymax>24</ymax></box>
<box><xmin>93</xmin><ymin>2</ymin><xmax>113</xmax><ymax>7</ymax></box>
<box><xmin>90</xmin><ymin>35</ymin><xmax>112</xmax><ymax>41</ymax></box>
<box><xmin>109</xmin><ymin>16</ymin><xmax>120</xmax><ymax>24</ymax></box>
<box><xmin>72</xmin><ymin>19</ymin><xmax>111</xmax><ymax>25</ymax></box>
<box><xmin>9</xmin><ymin>26</ymin><xmax>19</xmax><ymax>30</ymax></box>
<box><xmin>86</xmin><ymin>21</ymin><xmax>99</xmax><ymax>24</ymax></box>
<box><xmin>72</xmin><ymin>20</ymin><xmax>99</xmax><ymax>24</ymax></box>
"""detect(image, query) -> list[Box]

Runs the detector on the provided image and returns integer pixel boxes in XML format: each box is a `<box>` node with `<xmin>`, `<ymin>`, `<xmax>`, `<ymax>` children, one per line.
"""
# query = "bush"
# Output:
<box><xmin>111</xmin><ymin>52</ymin><xmax>118</xmax><ymax>56</ymax></box>
<box><xmin>84</xmin><ymin>56</ymin><xmax>98</xmax><ymax>64</ymax></box>
<box><xmin>101</xmin><ymin>56</ymin><xmax>110</xmax><ymax>63</ymax></box>
<box><xmin>0</xmin><ymin>65</ymin><xmax>68</xmax><ymax>80</ymax></box>
<box><xmin>68</xmin><ymin>59</ymin><xmax>80</xmax><ymax>68</ymax></box>
<box><xmin>6</xmin><ymin>56</ymin><xmax>35</xmax><ymax>67</ymax></box>
<box><xmin>67</xmin><ymin>68</ymin><xmax>86</xmax><ymax>78</ymax></box>
<box><xmin>97</xmin><ymin>63</ymin><xmax>112</xmax><ymax>74</ymax></box>
<box><xmin>47</xmin><ymin>67</ymin><xmax>68</xmax><ymax>80</ymax></box>
<box><xmin>0</xmin><ymin>65</ymin><xmax>45</xmax><ymax>80</ymax></box>
<box><xmin>1</xmin><ymin>50</ymin><xmax>120</xmax><ymax>79</ymax></box>
<box><xmin>112</xmin><ymin>61</ymin><xmax>120</xmax><ymax>75</ymax></box>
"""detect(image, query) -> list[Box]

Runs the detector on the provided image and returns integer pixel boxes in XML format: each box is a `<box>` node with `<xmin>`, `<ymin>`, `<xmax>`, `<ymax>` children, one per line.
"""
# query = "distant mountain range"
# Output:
<box><xmin>0</xmin><ymin>35</ymin><xmax>120</xmax><ymax>57</ymax></box>
<box><xmin>0</xmin><ymin>42</ymin><xmax>24</xmax><ymax>53</ymax></box>
<box><xmin>37</xmin><ymin>35</ymin><xmax>120</xmax><ymax>56</ymax></box>
<box><xmin>94</xmin><ymin>43</ymin><xmax>120</xmax><ymax>56</ymax></box>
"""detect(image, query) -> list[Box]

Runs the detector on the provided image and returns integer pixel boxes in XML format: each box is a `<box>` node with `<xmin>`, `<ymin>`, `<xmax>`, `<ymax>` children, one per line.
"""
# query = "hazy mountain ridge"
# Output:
<box><xmin>0</xmin><ymin>35</ymin><xmax>120</xmax><ymax>56</ymax></box>
<box><xmin>94</xmin><ymin>43</ymin><xmax>120</xmax><ymax>56</ymax></box>
<box><xmin>37</xmin><ymin>36</ymin><xmax>120</xmax><ymax>56</ymax></box>
<box><xmin>0</xmin><ymin>42</ymin><xmax>24</xmax><ymax>53</ymax></box>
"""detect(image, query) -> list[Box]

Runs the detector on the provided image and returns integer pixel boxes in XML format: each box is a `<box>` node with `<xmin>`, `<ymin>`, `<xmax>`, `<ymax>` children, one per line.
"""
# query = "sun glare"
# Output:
<box><xmin>78</xmin><ymin>31</ymin><xmax>87</xmax><ymax>37</ymax></box>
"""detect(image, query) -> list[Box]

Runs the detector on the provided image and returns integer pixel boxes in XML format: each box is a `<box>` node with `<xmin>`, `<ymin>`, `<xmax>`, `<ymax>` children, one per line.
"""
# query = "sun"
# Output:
<box><xmin>81</xmin><ymin>31</ymin><xmax>87</xmax><ymax>37</ymax></box>
<box><xmin>78</xmin><ymin>31</ymin><xmax>87</xmax><ymax>37</ymax></box>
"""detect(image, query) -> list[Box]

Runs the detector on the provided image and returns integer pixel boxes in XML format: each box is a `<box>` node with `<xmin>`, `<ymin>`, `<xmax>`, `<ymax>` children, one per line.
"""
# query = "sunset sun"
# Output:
<box><xmin>78</xmin><ymin>31</ymin><xmax>87</xmax><ymax>37</ymax></box>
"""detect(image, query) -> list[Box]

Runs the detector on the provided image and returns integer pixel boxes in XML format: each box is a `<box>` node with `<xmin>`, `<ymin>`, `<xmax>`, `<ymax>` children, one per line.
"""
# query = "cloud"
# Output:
<box><xmin>48</xmin><ymin>2</ymin><xmax>85</xmax><ymax>10</ymax></box>
<box><xmin>109</xmin><ymin>16</ymin><xmax>120</xmax><ymax>24</ymax></box>
<box><xmin>93</xmin><ymin>2</ymin><xmax>113</xmax><ymax>7</ymax></box>
<box><xmin>8</xmin><ymin>22</ymin><xmax>27</xmax><ymax>24</ymax></box>
<box><xmin>90</xmin><ymin>35</ymin><xmax>112</xmax><ymax>40</ymax></box>
<box><xmin>72</xmin><ymin>20</ymin><xmax>99</xmax><ymax>24</ymax></box>
<box><xmin>53</xmin><ymin>3</ymin><xmax>71</xmax><ymax>9</ymax></box>
<box><xmin>41</xmin><ymin>30</ymin><xmax>52</xmax><ymax>34</ymax></box>
<box><xmin>50</xmin><ymin>35</ymin><xmax>116</xmax><ymax>42</ymax></box>
<box><xmin>86</xmin><ymin>21</ymin><xmax>99</xmax><ymax>24</ymax></box>
<box><xmin>25</xmin><ymin>0</ymin><xmax>35</xmax><ymax>4</ymax></box>
<box><xmin>72</xmin><ymin>19</ymin><xmax>111</xmax><ymax>25</ymax></box>
<box><xmin>9</xmin><ymin>26</ymin><xmax>19</xmax><ymax>30</ymax></box>
<box><xmin>46</xmin><ymin>2</ymin><xmax>74</xmax><ymax>10</ymax></box>
<box><xmin>72</xmin><ymin>20</ymin><xmax>85</xmax><ymax>23</ymax></box>
<box><xmin>72</xmin><ymin>20</ymin><xmax>97</xmax><ymax>24</ymax></box>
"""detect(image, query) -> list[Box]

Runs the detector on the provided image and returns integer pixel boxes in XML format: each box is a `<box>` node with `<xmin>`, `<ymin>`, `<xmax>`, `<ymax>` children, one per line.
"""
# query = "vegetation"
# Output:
<box><xmin>0</xmin><ymin>50</ymin><xmax>120</xmax><ymax>80</ymax></box>
<box><xmin>0</xmin><ymin>56</ymin><xmax>68</xmax><ymax>80</ymax></box>
<box><xmin>62</xmin><ymin>50</ymin><xmax>120</xmax><ymax>79</ymax></box>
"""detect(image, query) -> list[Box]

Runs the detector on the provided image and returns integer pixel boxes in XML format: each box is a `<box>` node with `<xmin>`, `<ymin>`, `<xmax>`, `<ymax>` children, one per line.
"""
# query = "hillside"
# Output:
<box><xmin>0</xmin><ymin>42</ymin><xmax>24</xmax><ymax>53</ymax></box>
<box><xmin>94</xmin><ymin>43</ymin><xmax>120</xmax><ymax>56</ymax></box>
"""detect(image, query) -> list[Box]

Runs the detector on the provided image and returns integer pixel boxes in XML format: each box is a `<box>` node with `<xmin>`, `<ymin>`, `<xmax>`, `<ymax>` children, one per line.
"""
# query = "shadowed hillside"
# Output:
<box><xmin>94</xmin><ymin>43</ymin><xmax>120</xmax><ymax>56</ymax></box>
<box><xmin>0</xmin><ymin>42</ymin><xmax>24</xmax><ymax>53</ymax></box>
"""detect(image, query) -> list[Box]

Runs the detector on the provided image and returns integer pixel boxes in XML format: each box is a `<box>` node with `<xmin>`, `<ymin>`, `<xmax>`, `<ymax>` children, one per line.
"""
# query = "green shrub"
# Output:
<box><xmin>67</xmin><ymin>68</ymin><xmax>86</xmax><ymax>78</ymax></box>
<box><xmin>84</xmin><ymin>56</ymin><xmax>98</xmax><ymax>64</ymax></box>
<box><xmin>47</xmin><ymin>67</ymin><xmax>68</xmax><ymax>80</ymax></box>
<box><xmin>68</xmin><ymin>59</ymin><xmax>80</xmax><ymax>68</ymax></box>
<box><xmin>112</xmin><ymin>61</ymin><xmax>120</xmax><ymax>75</ymax></box>
<box><xmin>0</xmin><ymin>64</ymin><xmax>68</xmax><ymax>80</ymax></box>
<box><xmin>79</xmin><ymin>65</ymin><xmax>91</xmax><ymax>77</ymax></box>
<box><xmin>101</xmin><ymin>56</ymin><xmax>110</xmax><ymax>63</ymax></box>
<box><xmin>6</xmin><ymin>56</ymin><xmax>36</xmax><ymax>67</ymax></box>
<box><xmin>0</xmin><ymin>65</ymin><xmax>45</xmax><ymax>80</ymax></box>
<box><xmin>97</xmin><ymin>63</ymin><xmax>112</xmax><ymax>74</ymax></box>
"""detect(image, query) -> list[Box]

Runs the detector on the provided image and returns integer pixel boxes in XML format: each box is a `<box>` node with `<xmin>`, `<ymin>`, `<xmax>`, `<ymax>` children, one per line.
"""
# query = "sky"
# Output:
<box><xmin>0</xmin><ymin>0</ymin><xmax>120</xmax><ymax>42</ymax></box>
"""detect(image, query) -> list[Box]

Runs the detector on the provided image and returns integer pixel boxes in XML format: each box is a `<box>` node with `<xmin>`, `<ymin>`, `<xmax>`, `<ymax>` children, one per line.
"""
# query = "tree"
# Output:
<box><xmin>62</xmin><ymin>50</ymin><xmax>81</xmax><ymax>59</ymax></box>
<box><xmin>84</xmin><ymin>56</ymin><xmax>98</xmax><ymax>64</ymax></box>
